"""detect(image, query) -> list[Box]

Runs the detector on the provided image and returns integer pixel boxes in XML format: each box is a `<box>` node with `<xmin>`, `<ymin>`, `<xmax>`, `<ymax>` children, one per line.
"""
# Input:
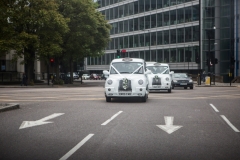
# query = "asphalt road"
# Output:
<box><xmin>0</xmin><ymin>83</ymin><xmax>240</xmax><ymax>160</ymax></box>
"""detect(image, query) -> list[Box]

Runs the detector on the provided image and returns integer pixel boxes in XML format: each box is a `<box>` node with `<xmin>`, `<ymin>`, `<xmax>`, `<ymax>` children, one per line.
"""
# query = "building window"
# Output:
<box><xmin>151</xmin><ymin>32</ymin><xmax>156</xmax><ymax>46</ymax></box>
<box><xmin>185</xmin><ymin>27</ymin><xmax>192</xmax><ymax>42</ymax></box>
<box><xmin>170</xmin><ymin>29</ymin><xmax>176</xmax><ymax>44</ymax></box>
<box><xmin>139</xmin><ymin>0</ymin><xmax>144</xmax><ymax>13</ymax></box>
<box><xmin>178</xmin><ymin>48</ymin><xmax>184</xmax><ymax>62</ymax></box>
<box><xmin>177</xmin><ymin>8</ymin><xmax>184</xmax><ymax>24</ymax></box>
<box><xmin>157</xmin><ymin>49</ymin><xmax>163</xmax><ymax>62</ymax></box>
<box><xmin>163</xmin><ymin>11</ymin><xmax>169</xmax><ymax>26</ymax></box>
<box><xmin>164</xmin><ymin>49</ymin><xmax>170</xmax><ymax>62</ymax></box>
<box><xmin>157</xmin><ymin>31</ymin><xmax>163</xmax><ymax>45</ymax></box>
<box><xmin>163</xmin><ymin>30</ymin><xmax>169</xmax><ymax>44</ymax></box>
<box><xmin>170</xmin><ymin>49</ymin><xmax>177</xmax><ymax>62</ymax></box>
<box><xmin>157</xmin><ymin>0</ymin><xmax>163</xmax><ymax>9</ymax></box>
<box><xmin>170</xmin><ymin>10</ymin><xmax>177</xmax><ymax>25</ymax></box>
<box><xmin>157</xmin><ymin>13</ymin><xmax>162</xmax><ymax>27</ymax></box>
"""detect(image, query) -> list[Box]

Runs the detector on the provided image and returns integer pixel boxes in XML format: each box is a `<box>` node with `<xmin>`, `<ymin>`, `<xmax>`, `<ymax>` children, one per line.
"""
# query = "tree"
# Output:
<box><xmin>0</xmin><ymin>0</ymin><xmax>69</xmax><ymax>83</ymax></box>
<box><xmin>56</xmin><ymin>0</ymin><xmax>111</xmax><ymax>83</ymax></box>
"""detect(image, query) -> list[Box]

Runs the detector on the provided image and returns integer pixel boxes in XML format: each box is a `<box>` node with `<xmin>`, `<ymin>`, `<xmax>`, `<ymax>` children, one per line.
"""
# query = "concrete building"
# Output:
<box><xmin>86</xmin><ymin>0</ymin><xmax>239</xmax><ymax>82</ymax></box>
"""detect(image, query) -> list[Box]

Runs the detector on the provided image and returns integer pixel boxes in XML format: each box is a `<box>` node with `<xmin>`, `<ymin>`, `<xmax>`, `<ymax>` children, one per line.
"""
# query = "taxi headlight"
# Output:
<box><xmin>165</xmin><ymin>77</ymin><xmax>170</xmax><ymax>81</ymax></box>
<box><xmin>138</xmin><ymin>79</ymin><xmax>143</xmax><ymax>85</ymax></box>
<box><xmin>107</xmin><ymin>79</ymin><xmax>113</xmax><ymax>85</ymax></box>
<box><xmin>189</xmin><ymin>79</ymin><xmax>193</xmax><ymax>82</ymax></box>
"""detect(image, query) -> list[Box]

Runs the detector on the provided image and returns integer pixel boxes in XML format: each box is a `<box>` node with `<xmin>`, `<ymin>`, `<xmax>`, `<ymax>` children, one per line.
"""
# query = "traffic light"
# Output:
<box><xmin>195</xmin><ymin>56</ymin><xmax>200</xmax><ymax>64</ymax></box>
<box><xmin>50</xmin><ymin>58</ymin><xmax>54</xmax><ymax>67</ymax></box>
<box><xmin>116</xmin><ymin>49</ymin><xmax>120</xmax><ymax>58</ymax></box>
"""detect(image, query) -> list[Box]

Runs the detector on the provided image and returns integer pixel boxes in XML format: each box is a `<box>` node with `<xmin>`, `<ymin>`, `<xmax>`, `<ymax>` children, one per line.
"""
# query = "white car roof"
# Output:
<box><xmin>146</xmin><ymin>62</ymin><xmax>169</xmax><ymax>67</ymax></box>
<box><xmin>111</xmin><ymin>57</ymin><xmax>145</xmax><ymax>63</ymax></box>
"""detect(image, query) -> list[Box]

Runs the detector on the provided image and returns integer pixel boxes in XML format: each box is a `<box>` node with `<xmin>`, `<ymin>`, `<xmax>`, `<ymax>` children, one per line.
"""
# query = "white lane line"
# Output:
<box><xmin>210</xmin><ymin>104</ymin><xmax>219</xmax><ymax>112</ymax></box>
<box><xmin>59</xmin><ymin>134</ymin><xmax>94</xmax><ymax>160</ymax></box>
<box><xmin>101</xmin><ymin>111</ymin><xmax>123</xmax><ymax>125</ymax></box>
<box><xmin>221</xmin><ymin>115</ymin><xmax>240</xmax><ymax>132</ymax></box>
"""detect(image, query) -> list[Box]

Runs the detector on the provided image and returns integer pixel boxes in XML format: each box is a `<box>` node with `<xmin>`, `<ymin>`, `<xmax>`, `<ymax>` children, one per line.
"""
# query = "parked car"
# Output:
<box><xmin>82</xmin><ymin>74</ymin><xmax>90</xmax><ymax>80</ymax></box>
<box><xmin>171</xmin><ymin>73</ymin><xmax>193</xmax><ymax>89</ymax></box>
<box><xmin>90</xmin><ymin>73</ymin><xmax>100</xmax><ymax>80</ymax></box>
<box><xmin>67</xmin><ymin>72</ymin><xmax>79</xmax><ymax>79</ymax></box>
<box><xmin>103</xmin><ymin>57</ymin><xmax>151</xmax><ymax>102</ymax></box>
<box><xmin>146</xmin><ymin>62</ymin><xmax>173</xmax><ymax>93</ymax></box>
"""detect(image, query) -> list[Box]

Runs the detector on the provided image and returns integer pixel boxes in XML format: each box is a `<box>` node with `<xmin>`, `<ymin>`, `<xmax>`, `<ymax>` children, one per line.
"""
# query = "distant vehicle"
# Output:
<box><xmin>90</xmin><ymin>73</ymin><xmax>100</xmax><ymax>80</ymax></box>
<box><xmin>171</xmin><ymin>73</ymin><xmax>193</xmax><ymax>89</ymax></box>
<box><xmin>103</xmin><ymin>57</ymin><xmax>151</xmax><ymax>102</ymax></box>
<box><xmin>82</xmin><ymin>74</ymin><xmax>90</xmax><ymax>80</ymax></box>
<box><xmin>67</xmin><ymin>72</ymin><xmax>79</xmax><ymax>79</ymax></box>
<box><xmin>146</xmin><ymin>62</ymin><xmax>173</xmax><ymax>93</ymax></box>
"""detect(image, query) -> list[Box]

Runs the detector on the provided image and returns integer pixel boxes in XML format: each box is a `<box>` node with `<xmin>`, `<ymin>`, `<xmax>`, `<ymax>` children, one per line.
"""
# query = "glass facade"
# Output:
<box><xmin>201</xmin><ymin>0</ymin><xmax>234</xmax><ymax>80</ymax></box>
<box><xmin>88</xmin><ymin>0</ymin><xmax>200</xmax><ymax>73</ymax></box>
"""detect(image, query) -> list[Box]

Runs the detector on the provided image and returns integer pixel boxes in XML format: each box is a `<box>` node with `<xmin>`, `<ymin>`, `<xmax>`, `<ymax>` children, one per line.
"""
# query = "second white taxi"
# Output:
<box><xmin>146</xmin><ymin>62</ymin><xmax>173</xmax><ymax>93</ymax></box>
<box><xmin>103</xmin><ymin>57</ymin><xmax>151</xmax><ymax>102</ymax></box>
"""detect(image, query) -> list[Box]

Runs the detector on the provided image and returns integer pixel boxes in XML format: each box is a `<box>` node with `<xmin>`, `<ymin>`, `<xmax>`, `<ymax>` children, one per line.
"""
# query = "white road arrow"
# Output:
<box><xmin>157</xmin><ymin>116</ymin><xmax>182</xmax><ymax>134</ymax></box>
<box><xmin>19</xmin><ymin>113</ymin><xmax>64</xmax><ymax>129</ymax></box>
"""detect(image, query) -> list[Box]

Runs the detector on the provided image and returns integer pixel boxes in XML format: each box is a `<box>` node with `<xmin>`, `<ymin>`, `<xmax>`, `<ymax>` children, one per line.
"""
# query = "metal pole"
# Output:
<box><xmin>149</xmin><ymin>30</ymin><xmax>150</xmax><ymax>54</ymax></box>
<box><xmin>208</xmin><ymin>34</ymin><xmax>211</xmax><ymax>86</ymax></box>
<box><xmin>188</xmin><ymin>46</ymin><xmax>190</xmax><ymax>74</ymax></box>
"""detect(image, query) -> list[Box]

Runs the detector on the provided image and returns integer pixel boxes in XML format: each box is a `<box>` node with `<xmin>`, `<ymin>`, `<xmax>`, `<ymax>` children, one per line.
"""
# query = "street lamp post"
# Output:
<box><xmin>188</xmin><ymin>45</ymin><xmax>190</xmax><ymax>74</ymax></box>
<box><xmin>148</xmin><ymin>30</ymin><xmax>150</xmax><ymax>54</ymax></box>
<box><xmin>206</xmin><ymin>27</ymin><xmax>215</xmax><ymax>85</ymax></box>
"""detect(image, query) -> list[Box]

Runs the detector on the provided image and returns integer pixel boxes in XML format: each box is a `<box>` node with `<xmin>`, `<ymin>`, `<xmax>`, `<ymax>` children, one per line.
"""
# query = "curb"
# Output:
<box><xmin>0</xmin><ymin>103</ymin><xmax>20</xmax><ymax>112</ymax></box>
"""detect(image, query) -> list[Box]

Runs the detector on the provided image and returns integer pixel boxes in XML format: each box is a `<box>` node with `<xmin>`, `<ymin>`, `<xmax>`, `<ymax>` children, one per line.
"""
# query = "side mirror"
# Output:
<box><xmin>103</xmin><ymin>70</ymin><xmax>109</xmax><ymax>75</ymax></box>
<box><xmin>170</xmin><ymin>71</ymin><xmax>174</xmax><ymax>74</ymax></box>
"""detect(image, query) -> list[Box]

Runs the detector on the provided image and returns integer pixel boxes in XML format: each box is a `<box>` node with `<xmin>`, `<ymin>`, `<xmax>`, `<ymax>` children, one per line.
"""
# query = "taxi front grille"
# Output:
<box><xmin>177</xmin><ymin>80</ymin><xmax>189</xmax><ymax>83</ymax></box>
<box><xmin>118</xmin><ymin>80</ymin><xmax>132</xmax><ymax>91</ymax></box>
<box><xmin>152</xmin><ymin>78</ymin><xmax>161</xmax><ymax>85</ymax></box>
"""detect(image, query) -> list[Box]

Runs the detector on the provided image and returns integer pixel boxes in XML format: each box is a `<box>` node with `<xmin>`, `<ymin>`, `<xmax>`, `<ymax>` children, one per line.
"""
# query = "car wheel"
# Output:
<box><xmin>106</xmin><ymin>97</ymin><xmax>111</xmax><ymax>102</ymax></box>
<box><xmin>141</xmin><ymin>94</ymin><xmax>147</xmax><ymax>102</ymax></box>
<box><xmin>168</xmin><ymin>88</ymin><xmax>171</xmax><ymax>93</ymax></box>
<box><xmin>190</xmin><ymin>86</ymin><xmax>193</xmax><ymax>89</ymax></box>
<box><xmin>184</xmin><ymin>87</ymin><xmax>187</xmax><ymax>89</ymax></box>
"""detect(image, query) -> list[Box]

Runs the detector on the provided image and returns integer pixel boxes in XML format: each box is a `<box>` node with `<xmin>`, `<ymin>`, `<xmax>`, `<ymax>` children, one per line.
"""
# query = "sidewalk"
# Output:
<box><xmin>0</xmin><ymin>80</ymin><xmax>105</xmax><ymax>88</ymax></box>
<box><xmin>194</xmin><ymin>81</ymin><xmax>240</xmax><ymax>87</ymax></box>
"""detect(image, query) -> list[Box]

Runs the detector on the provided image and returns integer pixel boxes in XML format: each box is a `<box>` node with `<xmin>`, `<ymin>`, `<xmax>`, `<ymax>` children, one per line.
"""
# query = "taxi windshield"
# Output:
<box><xmin>110</xmin><ymin>62</ymin><xmax>143</xmax><ymax>74</ymax></box>
<box><xmin>146</xmin><ymin>66</ymin><xmax>169</xmax><ymax>74</ymax></box>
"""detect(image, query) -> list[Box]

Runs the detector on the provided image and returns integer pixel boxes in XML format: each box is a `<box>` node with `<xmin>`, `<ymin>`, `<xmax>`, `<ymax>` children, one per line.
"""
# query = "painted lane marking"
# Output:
<box><xmin>19</xmin><ymin>113</ymin><xmax>64</xmax><ymax>129</ymax></box>
<box><xmin>157</xmin><ymin>116</ymin><xmax>182</xmax><ymax>134</ymax></box>
<box><xmin>101</xmin><ymin>111</ymin><xmax>123</xmax><ymax>125</ymax></box>
<box><xmin>210</xmin><ymin>104</ymin><xmax>219</xmax><ymax>112</ymax></box>
<box><xmin>221</xmin><ymin>115</ymin><xmax>240</xmax><ymax>132</ymax></box>
<box><xmin>59</xmin><ymin>134</ymin><xmax>94</xmax><ymax>160</ymax></box>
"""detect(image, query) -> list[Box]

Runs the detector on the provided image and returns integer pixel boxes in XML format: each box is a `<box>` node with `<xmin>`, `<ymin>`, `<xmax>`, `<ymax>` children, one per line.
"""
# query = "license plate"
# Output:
<box><xmin>119</xmin><ymin>93</ymin><xmax>132</xmax><ymax>95</ymax></box>
<box><xmin>180</xmin><ymin>83</ymin><xmax>187</xmax><ymax>85</ymax></box>
<box><xmin>153</xmin><ymin>85</ymin><xmax>161</xmax><ymax>88</ymax></box>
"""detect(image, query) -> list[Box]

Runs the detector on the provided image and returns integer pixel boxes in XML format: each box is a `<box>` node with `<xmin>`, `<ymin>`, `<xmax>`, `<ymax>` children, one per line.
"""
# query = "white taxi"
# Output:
<box><xmin>146</xmin><ymin>62</ymin><xmax>173</xmax><ymax>93</ymax></box>
<box><xmin>103</xmin><ymin>58</ymin><xmax>151</xmax><ymax>102</ymax></box>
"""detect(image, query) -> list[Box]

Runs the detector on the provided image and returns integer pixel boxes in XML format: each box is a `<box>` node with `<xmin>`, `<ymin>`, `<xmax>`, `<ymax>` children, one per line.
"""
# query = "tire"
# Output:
<box><xmin>106</xmin><ymin>97</ymin><xmax>111</xmax><ymax>102</ymax></box>
<box><xmin>190</xmin><ymin>86</ymin><xmax>193</xmax><ymax>89</ymax></box>
<box><xmin>184</xmin><ymin>87</ymin><xmax>187</xmax><ymax>89</ymax></box>
<box><xmin>141</xmin><ymin>94</ymin><xmax>147</xmax><ymax>102</ymax></box>
<box><xmin>168</xmin><ymin>88</ymin><xmax>171</xmax><ymax>93</ymax></box>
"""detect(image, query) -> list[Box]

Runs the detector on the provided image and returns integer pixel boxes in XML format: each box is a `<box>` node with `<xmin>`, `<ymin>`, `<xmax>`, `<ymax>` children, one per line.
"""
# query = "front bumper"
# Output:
<box><xmin>149</xmin><ymin>82</ymin><xmax>171</xmax><ymax>90</ymax></box>
<box><xmin>105</xmin><ymin>87</ymin><xmax>147</xmax><ymax>98</ymax></box>
<box><xmin>172</xmin><ymin>82</ymin><xmax>193</xmax><ymax>87</ymax></box>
